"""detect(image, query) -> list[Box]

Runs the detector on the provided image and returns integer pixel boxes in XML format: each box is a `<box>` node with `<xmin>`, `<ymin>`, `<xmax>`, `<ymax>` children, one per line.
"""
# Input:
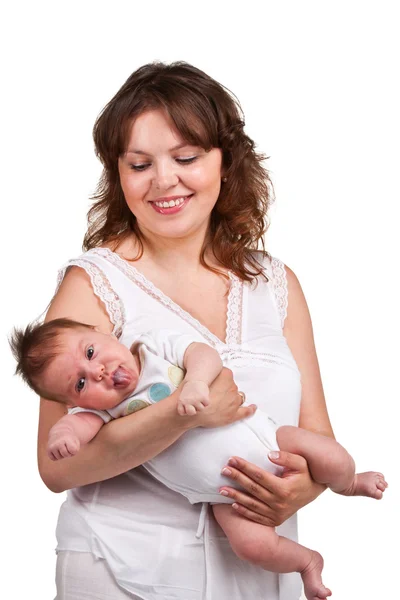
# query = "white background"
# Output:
<box><xmin>1</xmin><ymin>1</ymin><xmax>398</xmax><ymax>598</ymax></box>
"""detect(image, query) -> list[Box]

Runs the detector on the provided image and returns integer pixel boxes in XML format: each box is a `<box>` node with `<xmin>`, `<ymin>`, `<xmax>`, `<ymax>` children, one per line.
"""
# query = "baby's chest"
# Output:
<box><xmin>114</xmin><ymin>354</ymin><xmax>185</xmax><ymax>417</ymax></box>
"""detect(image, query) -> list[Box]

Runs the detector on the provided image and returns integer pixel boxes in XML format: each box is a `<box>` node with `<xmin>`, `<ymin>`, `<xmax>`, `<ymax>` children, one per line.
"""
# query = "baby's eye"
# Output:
<box><xmin>76</xmin><ymin>378</ymin><xmax>86</xmax><ymax>393</ymax></box>
<box><xmin>86</xmin><ymin>346</ymin><xmax>94</xmax><ymax>360</ymax></box>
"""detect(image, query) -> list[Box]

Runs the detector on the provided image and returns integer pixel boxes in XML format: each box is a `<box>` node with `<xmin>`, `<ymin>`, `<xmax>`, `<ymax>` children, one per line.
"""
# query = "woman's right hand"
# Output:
<box><xmin>191</xmin><ymin>368</ymin><xmax>257</xmax><ymax>428</ymax></box>
<box><xmin>218</xmin><ymin>452</ymin><xmax>325</xmax><ymax>527</ymax></box>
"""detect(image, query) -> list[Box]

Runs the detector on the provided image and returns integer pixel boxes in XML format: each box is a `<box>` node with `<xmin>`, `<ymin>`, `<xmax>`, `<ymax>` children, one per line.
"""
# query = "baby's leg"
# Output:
<box><xmin>212</xmin><ymin>504</ymin><xmax>331</xmax><ymax>600</ymax></box>
<box><xmin>277</xmin><ymin>426</ymin><xmax>387</xmax><ymax>497</ymax></box>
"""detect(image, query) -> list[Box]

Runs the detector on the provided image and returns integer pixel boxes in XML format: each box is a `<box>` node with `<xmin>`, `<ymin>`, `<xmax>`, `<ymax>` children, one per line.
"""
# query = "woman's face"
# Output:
<box><xmin>118</xmin><ymin>109</ymin><xmax>223</xmax><ymax>242</ymax></box>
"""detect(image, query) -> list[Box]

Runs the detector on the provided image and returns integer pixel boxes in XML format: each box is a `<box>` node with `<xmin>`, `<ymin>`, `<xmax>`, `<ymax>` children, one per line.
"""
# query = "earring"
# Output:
<box><xmin>222</xmin><ymin>176</ymin><xmax>227</xmax><ymax>182</ymax></box>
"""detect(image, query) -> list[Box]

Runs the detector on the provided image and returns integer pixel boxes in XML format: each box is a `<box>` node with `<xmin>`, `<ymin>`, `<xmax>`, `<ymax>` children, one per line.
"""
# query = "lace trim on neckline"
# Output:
<box><xmin>226</xmin><ymin>272</ymin><xmax>243</xmax><ymax>346</ymax></box>
<box><xmin>57</xmin><ymin>258</ymin><xmax>126</xmax><ymax>338</ymax></box>
<box><xmin>89</xmin><ymin>248</ymin><xmax>244</xmax><ymax>348</ymax></box>
<box><xmin>270</xmin><ymin>257</ymin><xmax>288</xmax><ymax>328</ymax></box>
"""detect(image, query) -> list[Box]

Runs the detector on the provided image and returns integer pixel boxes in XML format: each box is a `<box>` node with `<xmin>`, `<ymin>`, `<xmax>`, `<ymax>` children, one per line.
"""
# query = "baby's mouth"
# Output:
<box><xmin>112</xmin><ymin>367</ymin><xmax>131</xmax><ymax>388</ymax></box>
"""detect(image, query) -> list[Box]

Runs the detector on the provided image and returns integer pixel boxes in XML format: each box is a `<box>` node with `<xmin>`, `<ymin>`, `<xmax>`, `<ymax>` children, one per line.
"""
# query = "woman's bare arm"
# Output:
<box><xmin>38</xmin><ymin>267</ymin><xmax>255</xmax><ymax>493</ymax></box>
<box><xmin>284</xmin><ymin>266</ymin><xmax>334</xmax><ymax>438</ymax></box>
<box><xmin>219</xmin><ymin>265</ymin><xmax>333</xmax><ymax>525</ymax></box>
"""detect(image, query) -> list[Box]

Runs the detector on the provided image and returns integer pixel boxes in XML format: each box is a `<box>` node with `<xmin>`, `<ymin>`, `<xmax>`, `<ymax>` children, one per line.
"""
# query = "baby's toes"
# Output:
<box><xmin>314</xmin><ymin>586</ymin><xmax>332</xmax><ymax>600</ymax></box>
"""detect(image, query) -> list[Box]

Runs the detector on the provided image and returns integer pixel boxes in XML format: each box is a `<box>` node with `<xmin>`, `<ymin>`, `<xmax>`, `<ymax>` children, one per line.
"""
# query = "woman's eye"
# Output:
<box><xmin>86</xmin><ymin>346</ymin><xmax>94</xmax><ymax>360</ymax></box>
<box><xmin>176</xmin><ymin>156</ymin><xmax>197</xmax><ymax>165</ymax></box>
<box><xmin>130</xmin><ymin>163</ymin><xmax>150</xmax><ymax>171</ymax></box>
<box><xmin>76</xmin><ymin>378</ymin><xmax>86</xmax><ymax>393</ymax></box>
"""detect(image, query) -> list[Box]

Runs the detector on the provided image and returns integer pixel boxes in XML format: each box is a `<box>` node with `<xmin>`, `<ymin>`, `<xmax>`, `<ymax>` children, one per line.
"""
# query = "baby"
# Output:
<box><xmin>11</xmin><ymin>318</ymin><xmax>388</xmax><ymax>600</ymax></box>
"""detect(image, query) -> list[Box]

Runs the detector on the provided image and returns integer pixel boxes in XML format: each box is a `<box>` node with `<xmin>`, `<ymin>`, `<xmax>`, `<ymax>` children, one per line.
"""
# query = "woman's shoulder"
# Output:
<box><xmin>48</xmin><ymin>247</ymin><xmax>124</xmax><ymax>332</ymax></box>
<box><xmin>47</xmin><ymin>264</ymin><xmax>113</xmax><ymax>331</ymax></box>
<box><xmin>249</xmin><ymin>251</ymin><xmax>298</xmax><ymax>329</ymax></box>
<box><xmin>250</xmin><ymin>249</ymin><xmax>287</xmax><ymax>281</ymax></box>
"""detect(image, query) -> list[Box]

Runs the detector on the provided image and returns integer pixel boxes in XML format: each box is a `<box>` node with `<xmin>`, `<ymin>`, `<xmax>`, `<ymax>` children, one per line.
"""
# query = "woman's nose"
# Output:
<box><xmin>153</xmin><ymin>162</ymin><xmax>179</xmax><ymax>191</ymax></box>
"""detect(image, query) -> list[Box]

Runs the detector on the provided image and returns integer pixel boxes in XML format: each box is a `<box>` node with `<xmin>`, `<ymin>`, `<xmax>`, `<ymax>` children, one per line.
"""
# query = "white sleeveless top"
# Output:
<box><xmin>55</xmin><ymin>248</ymin><xmax>302</xmax><ymax>600</ymax></box>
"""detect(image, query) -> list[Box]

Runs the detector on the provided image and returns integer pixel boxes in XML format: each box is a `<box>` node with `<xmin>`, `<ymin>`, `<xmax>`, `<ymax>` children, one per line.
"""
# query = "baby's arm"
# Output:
<box><xmin>178</xmin><ymin>343</ymin><xmax>223</xmax><ymax>416</ymax></box>
<box><xmin>47</xmin><ymin>412</ymin><xmax>105</xmax><ymax>461</ymax></box>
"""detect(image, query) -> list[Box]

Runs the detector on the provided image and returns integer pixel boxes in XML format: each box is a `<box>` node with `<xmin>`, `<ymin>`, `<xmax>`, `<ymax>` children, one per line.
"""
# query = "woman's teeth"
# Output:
<box><xmin>154</xmin><ymin>197</ymin><xmax>186</xmax><ymax>208</ymax></box>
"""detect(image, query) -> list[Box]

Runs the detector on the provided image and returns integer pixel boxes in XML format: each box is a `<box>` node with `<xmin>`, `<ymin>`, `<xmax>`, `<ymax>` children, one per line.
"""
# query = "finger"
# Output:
<box><xmin>49</xmin><ymin>448</ymin><xmax>62</xmax><ymax>461</ymax></box>
<box><xmin>233</xmin><ymin>404</ymin><xmax>257</xmax><ymax>421</ymax></box>
<box><xmin>66</xmin><ymin>442</ymin><xmax>79</xmax><ymax>455</ymax></box>
<box><xmin>267</xmin><ymin>450</ymin><xmax>309</xmax><ymax>473</ymax></box>
<box><xmin>219</xmin><ymin>487</ymin><xmax>274</xmax><ymax>518</ymax></box>
<box><xmin>221</xmin><ymin>465</ymin><xmax>278</xmax><ymax>500</ymax></box>
<box><xmin>177</xmin><ymin>403</ymin><xmax>186</xmax><ymax>416</ymax></box>
<box><xmin>48</xmin><ymin>450</ymin><xmax>57</xmax><ymax>461</ymax></box>
<box><xmin>230</xmin><ymin>502</ymin><xmax>277</xmax><ymax>527</ymax></box>
<box><xmin>185</xmin><ymin>405</ymin><xmax>197</xmax><ymax>416</ymax></box>
<box><xmin>59</xmin><ymin>444</ymin><xmax>71</xmax><ymax>458</ymax></box>
<box><xmin>224</xmin><ymin>456</ymin><xmax>283</xmax><ymax>494</ymax></box>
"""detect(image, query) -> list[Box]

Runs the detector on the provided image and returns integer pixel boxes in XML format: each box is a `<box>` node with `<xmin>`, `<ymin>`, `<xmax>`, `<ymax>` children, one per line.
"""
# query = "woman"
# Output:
<box><xmin>39</xmin><ymin>62</ymin><xmax>333</xmax><ymax>599</ymax></box>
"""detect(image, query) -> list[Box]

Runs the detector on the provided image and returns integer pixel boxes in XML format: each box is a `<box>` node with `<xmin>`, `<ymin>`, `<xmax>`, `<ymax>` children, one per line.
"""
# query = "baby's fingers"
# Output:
<box><xmin>66</xmin><ymin>439</ymin><xmax>80</xmax><ymax>456</ymax></box>
<box><xmin>177</xmin><ymin>402</ymin><xmax>187</xmax><ymax>416</ymax></box>
<box><xmin>48</xmin><ymin>449</ymin><xmax>62</xmax><ymax>461</ymax></box>
<box><xmin>47</xmin><ymin>445</ymin><xmax>68</xmax><ymax>461</ymax></box>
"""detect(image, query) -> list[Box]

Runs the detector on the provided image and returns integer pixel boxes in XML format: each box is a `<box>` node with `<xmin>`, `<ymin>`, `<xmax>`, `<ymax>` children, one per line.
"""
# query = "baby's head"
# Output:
<box><xmin>10</xmin><ymin>318</ymin><xmax>140</xmax><ymax>409</ymax></box>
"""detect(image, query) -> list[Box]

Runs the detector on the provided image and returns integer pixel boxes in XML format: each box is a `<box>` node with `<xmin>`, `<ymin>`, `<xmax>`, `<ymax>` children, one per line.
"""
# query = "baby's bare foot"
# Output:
<box><xmin>342</xmin><ymin>472</ymin><xmax>388</xmax><ymax>499</ymax></box>
<box><xmin>301</xmin><ymin>550</ymin><xmax>332</xmax><ymax>600</ymax></box>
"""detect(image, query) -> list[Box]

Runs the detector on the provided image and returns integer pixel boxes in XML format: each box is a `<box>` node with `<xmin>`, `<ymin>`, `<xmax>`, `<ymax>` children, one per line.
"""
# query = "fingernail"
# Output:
<box><xmin>219</xmin><ymin>489</ymin><xmax>229</xmax><ymax>496</ymax></box>
<box><xmin>228</xmin><ymin>457</ymin><xmax>238</xmax><ymax>467</ymax></box>
<box><xmin>221</xmin><ymin>468</ymin><xmax>232</xmax><ymax>476</ymax></box>
<box><xmin>269</xmin><ymin>451</ymin><xmax>280</xmax><ymax>459</ymax></box>
<box><xmin>232</xmin><ymin>503</ymin><xmax>239</xmax><ymax>510</ymax></box>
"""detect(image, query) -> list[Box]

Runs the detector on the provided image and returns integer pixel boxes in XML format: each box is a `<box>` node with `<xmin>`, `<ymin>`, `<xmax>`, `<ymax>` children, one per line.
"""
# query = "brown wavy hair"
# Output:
<box><xmin>84</xmin><ymin>61</ymin><xmax>274</xmax><ymax>281</ymax></box>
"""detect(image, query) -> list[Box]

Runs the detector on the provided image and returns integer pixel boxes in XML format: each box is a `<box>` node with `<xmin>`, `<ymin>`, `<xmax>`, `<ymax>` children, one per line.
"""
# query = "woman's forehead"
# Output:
<box><xmin>127</xmin><ymin>110</ymin><xmax>183</xmax><ymax>145</ymax></box>
<box><xmin>125</xmin><ymin>106</ymin><xmax>213</xmax><ymax>152</ymax></box>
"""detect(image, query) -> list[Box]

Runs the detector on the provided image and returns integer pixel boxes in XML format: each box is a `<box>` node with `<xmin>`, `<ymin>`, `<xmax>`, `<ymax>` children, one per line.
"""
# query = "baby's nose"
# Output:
<box><xmin>91</xmin><ymin>363</ymin><xmax>105</xmax><ymax>381</ymax></box>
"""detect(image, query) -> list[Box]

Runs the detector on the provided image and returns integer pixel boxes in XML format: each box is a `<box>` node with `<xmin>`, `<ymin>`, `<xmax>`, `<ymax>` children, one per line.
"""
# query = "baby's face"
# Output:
<box><xmin>41</xmin><ymin>328</ymin><xmax>140</xmax><ymax>410</ymax></box>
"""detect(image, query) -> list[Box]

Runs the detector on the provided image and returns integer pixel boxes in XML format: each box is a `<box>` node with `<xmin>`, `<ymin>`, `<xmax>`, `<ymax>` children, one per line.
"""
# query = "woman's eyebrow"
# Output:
<box><xmin>126</xmin><ymin>142</ymin><xmax>192</xmax><ymax>155</ymax></box>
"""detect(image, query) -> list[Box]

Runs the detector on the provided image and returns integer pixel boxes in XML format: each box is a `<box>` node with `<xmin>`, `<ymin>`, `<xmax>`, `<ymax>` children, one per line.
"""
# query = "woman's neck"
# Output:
<box><xmin>127</xmin><ymin>225</ymin><xmax>219</xmax><ymax>274</ymax></box>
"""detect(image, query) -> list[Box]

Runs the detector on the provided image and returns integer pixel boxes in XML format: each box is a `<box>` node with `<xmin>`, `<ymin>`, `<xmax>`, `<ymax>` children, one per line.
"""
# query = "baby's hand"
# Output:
<box><xmin>177</xmin><ymin>380</ymin><xmax>210</xmax><ymax>416</ymax></box>
<box><xmin>47</xmin><ymin>422</ymin><xmax>81</xmax><ymax>461</ymax></box>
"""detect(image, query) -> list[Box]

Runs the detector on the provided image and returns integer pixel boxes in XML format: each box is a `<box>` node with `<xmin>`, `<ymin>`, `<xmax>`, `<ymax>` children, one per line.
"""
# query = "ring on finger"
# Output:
<box><xmin>238</xmin><ymin>391</ymin><xmax>246</xmax><ymax>405</ymax></box>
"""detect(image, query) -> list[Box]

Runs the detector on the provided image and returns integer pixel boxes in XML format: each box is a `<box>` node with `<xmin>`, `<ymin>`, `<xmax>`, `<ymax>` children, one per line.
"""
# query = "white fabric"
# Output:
<box><xmin>69</xmin><ymin>329</ymin><xmax>196</xmax><ymax>423</ymax></box>
<box><xmin>55</xmin><ymin>551</ymin><xmax>142</xmax><ymax>599</ymax></box>
<box><xmin>55</xmin><ymin>248</ymin><xmax>302</xmax><ymax>600</ymax></box>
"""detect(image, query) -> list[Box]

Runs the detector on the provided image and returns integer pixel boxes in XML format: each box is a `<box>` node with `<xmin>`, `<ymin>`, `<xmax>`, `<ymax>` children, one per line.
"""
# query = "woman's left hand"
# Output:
<box><xmin>219</xmin><ymin>451</ymin><xmax>326</xmax><ymax>527</ymax></box>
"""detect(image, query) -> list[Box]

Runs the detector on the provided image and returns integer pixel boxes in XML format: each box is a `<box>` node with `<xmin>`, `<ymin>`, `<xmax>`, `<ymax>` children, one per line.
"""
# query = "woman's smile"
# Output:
<box><xmin>149</xmin><ymin>194</ymin><xmax>193</xmax><ymax>214</ymax></box>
